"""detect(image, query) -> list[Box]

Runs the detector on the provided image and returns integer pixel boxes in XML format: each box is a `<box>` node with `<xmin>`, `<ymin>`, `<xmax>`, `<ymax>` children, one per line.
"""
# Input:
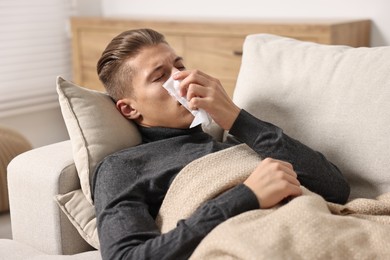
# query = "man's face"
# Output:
<box><xmin>117</xmin><ymin>43</ymin><xmax>194</xmax><ymax>128</ymax></box>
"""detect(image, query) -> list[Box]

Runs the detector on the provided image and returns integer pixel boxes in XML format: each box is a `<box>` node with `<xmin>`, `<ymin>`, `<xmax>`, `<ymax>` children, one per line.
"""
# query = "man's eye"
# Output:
<box><xmin>177</xmin><ymin>66</ymin><xmax>186</xmax><ymax>71</ymax></box>
<box><xmin>153</xmin><ymin>74</ymin><xmax>165</xmax><ymax>82</ymax></box>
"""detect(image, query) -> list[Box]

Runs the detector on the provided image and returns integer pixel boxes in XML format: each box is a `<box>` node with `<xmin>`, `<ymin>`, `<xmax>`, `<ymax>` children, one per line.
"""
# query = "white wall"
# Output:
<box><xmin>73</xmin><ymin>0</ymin><xmax>102</xmax><ymax>17</ymax></box>
<box><xmin>102</xmin><ymin>0</ymin><xmax>389</xmax><ymax>46</ymax></box>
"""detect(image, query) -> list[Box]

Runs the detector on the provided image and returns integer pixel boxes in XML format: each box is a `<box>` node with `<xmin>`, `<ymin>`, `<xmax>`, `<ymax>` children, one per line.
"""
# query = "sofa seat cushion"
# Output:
<box><xmin>0</xmin><ymin>239</ymin><xmax>101</xmax><ymax>260</ymax></box>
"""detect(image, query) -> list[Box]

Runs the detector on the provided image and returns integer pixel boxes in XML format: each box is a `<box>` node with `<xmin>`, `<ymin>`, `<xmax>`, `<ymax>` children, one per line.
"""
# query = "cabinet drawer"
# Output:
<box><xmin>184</xmin><ymin>36</ymin><xmax>244</xmax><ymax>96</ymax></box>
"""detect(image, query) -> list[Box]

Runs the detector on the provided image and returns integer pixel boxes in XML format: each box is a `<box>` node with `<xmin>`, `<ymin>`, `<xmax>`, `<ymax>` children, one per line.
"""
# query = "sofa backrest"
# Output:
<box><xmin>233</xmin><ymin>34</ymin><xmax>390</xmax><ymax>199</ymax></box>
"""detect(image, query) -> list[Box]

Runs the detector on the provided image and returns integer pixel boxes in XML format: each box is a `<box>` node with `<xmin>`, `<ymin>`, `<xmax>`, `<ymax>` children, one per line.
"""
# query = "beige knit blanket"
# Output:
<box><xmin>156</xmin><ymin>144</ymin><xmax>390</xmax><ymax>259</ymax></box>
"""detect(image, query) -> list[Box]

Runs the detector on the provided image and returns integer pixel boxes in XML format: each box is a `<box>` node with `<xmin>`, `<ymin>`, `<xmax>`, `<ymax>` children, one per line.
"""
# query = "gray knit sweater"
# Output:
<box><xmin>92</xmin><ymin>109</ymin><xmax>350</xmax><ymax>260</ymax></box>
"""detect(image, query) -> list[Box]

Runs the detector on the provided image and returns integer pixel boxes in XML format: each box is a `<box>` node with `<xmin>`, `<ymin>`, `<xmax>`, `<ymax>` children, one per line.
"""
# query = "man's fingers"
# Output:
<box><xmin>261</xmin><ymin>158</ymin><xmax>297</xmax><ymax>177</ymax></box>
<box><xmin>175</xmin><ymin>70</ymin><xmax>212</xmax><ymax>96</ymax></box>
<box><xmin>282</xmin><ymin>171</ymin><xmax>301</xmax><ymax>186</ymax></box>
<box><xmin>186</xmin><ymin>84</ymin><xmax>206</xmax><ymax>100</ymax></box>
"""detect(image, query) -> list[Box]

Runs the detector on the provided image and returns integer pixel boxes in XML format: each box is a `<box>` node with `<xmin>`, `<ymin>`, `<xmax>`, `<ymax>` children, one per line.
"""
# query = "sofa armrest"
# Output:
<box><xmin>7</xmin><ymin>140</ymin><xmax>94</xmax><ymax>255</ymax></box>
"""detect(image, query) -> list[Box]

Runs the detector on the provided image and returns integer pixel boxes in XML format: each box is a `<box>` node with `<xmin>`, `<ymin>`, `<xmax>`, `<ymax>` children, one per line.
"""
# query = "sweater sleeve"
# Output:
<box><xmin>94</xmin><ymin>158</ymin><xmax>259</xmax><ymax>260</ymax></box>
<box><xmin>229</xmin><ymin>109</ymin><xmax>350</xmax><ymax>204</ymax></box>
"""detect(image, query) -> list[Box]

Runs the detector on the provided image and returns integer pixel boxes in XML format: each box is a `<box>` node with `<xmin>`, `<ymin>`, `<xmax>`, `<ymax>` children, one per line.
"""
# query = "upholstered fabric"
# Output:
<box><xmin>0</xmin><ymin>127</ymin><xmax>31</xmax><ymax>212</ymax></box>
<box><xmin>234</xmin><ymin>34</ymin><xmax>390</xmax><ymax>199</ymax></box>
<box><xmin>57</xmin><ymin>77</ymin><xmax>142</xmax><ymax>204</ymax></box>
<box><xmin>7</xmin><ymin>141</ymin><xmax>93</xmax><ymax>255</ymax></box>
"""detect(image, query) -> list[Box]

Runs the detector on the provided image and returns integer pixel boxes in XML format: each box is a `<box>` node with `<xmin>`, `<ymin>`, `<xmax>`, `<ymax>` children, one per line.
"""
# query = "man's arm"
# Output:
<box><xmin>229</xmin><ymin>109</ymin><xmax>350</xmax><ymax>204</ymax></box>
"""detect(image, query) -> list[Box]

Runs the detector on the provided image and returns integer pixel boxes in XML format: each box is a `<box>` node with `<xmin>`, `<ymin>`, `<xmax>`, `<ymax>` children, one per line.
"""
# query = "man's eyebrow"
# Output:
<box><xmin>174</xmin><ymin>56</ymin><xmax>184</xmax><ymax>63</ymax></box>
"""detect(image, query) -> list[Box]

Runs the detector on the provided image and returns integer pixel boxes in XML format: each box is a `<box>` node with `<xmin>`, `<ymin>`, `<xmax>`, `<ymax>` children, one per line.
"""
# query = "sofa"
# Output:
<box><xmin>1</xmin><ymin>33</ymin><xmax>390</xmax><ymax>259</ymax></box>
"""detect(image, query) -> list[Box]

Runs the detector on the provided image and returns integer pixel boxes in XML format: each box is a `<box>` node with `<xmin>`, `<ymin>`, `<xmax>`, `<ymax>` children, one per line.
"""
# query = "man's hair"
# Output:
<box><xmin>97</xmin><ymin>28</ymin><xmax>167</xmax><ymax>101</ymax></box>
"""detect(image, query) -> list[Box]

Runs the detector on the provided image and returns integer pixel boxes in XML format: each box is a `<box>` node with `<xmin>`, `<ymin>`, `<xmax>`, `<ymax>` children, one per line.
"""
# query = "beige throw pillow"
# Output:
<box><xmin>56</xmin><ymin>77</ymin><xmax>142</xmax><ymax>248</ymax></box>
<box><xmin>56</xmin><ymin>76</ymin><xmax>142</xmax><ymax>204</ymax></box>
<box><xmin>55</xmin><ymin>189</ymin><xmax>99</xmax><ymax>249</ymax></box>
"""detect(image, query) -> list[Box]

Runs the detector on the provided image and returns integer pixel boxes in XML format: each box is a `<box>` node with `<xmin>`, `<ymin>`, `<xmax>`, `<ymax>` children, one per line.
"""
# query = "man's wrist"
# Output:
<box><xmin>223</xmin><ymin>105</ymin><xmax>241</xmax><ymax>131</ymax></box>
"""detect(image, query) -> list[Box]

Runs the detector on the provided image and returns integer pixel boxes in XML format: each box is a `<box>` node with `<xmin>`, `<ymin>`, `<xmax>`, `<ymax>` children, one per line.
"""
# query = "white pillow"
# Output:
<box><xmin>57</xmin><ymin>76</ymin><xmax>142</xmax><ymax>204</ymax></box>
<box><xmin>234</xmin><ymin>34</ymin><xmax>390</xmax><ymax>199</ymax></box>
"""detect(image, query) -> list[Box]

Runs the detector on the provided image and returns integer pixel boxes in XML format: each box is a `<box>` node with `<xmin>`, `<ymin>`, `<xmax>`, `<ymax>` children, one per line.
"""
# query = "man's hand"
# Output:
<box><xmin>173</xmin><ymin>70</ymin><xmax>240</xmax><ymax>130</ymax></box>
<box><xmin>244</xmin><ymin>158</ymin><xmax>303</xmax><ymax>209</ymax></box>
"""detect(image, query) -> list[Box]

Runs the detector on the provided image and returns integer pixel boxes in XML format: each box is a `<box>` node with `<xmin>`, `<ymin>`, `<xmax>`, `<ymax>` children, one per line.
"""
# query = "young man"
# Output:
<box><xmin>93</xmin><ymin>28</ymin><xmax>350</xmax><ymax>260</ymax></box>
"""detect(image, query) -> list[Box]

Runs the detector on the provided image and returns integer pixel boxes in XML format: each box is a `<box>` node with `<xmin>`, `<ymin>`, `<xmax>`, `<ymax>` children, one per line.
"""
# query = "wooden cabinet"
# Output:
<box><xmin>71</xmin><ymin>17</ymin><xmax>370</xmax><ymax>97</ymax></box>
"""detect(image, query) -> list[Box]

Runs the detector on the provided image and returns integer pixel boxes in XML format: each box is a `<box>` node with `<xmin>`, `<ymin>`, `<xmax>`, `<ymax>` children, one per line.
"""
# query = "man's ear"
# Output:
<box><xmin>116</xmin><ymin>99</ymin><xmax>141</xmax><ymax>120</ymax></box>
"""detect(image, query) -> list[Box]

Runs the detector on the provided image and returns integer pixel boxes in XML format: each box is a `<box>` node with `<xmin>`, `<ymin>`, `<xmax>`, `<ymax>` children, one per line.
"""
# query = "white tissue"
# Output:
<box><xmin>162</xmin><ymin>75</ymin><xmax>211</xmax><ymax>128</ymax></box>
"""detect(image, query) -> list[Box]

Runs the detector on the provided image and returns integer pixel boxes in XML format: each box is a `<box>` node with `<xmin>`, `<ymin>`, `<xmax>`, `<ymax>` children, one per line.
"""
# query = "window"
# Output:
<box><xmin>0</xmin><ymin>0</ymin><xmax>73</xmax><ymax>118</ymax></box>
